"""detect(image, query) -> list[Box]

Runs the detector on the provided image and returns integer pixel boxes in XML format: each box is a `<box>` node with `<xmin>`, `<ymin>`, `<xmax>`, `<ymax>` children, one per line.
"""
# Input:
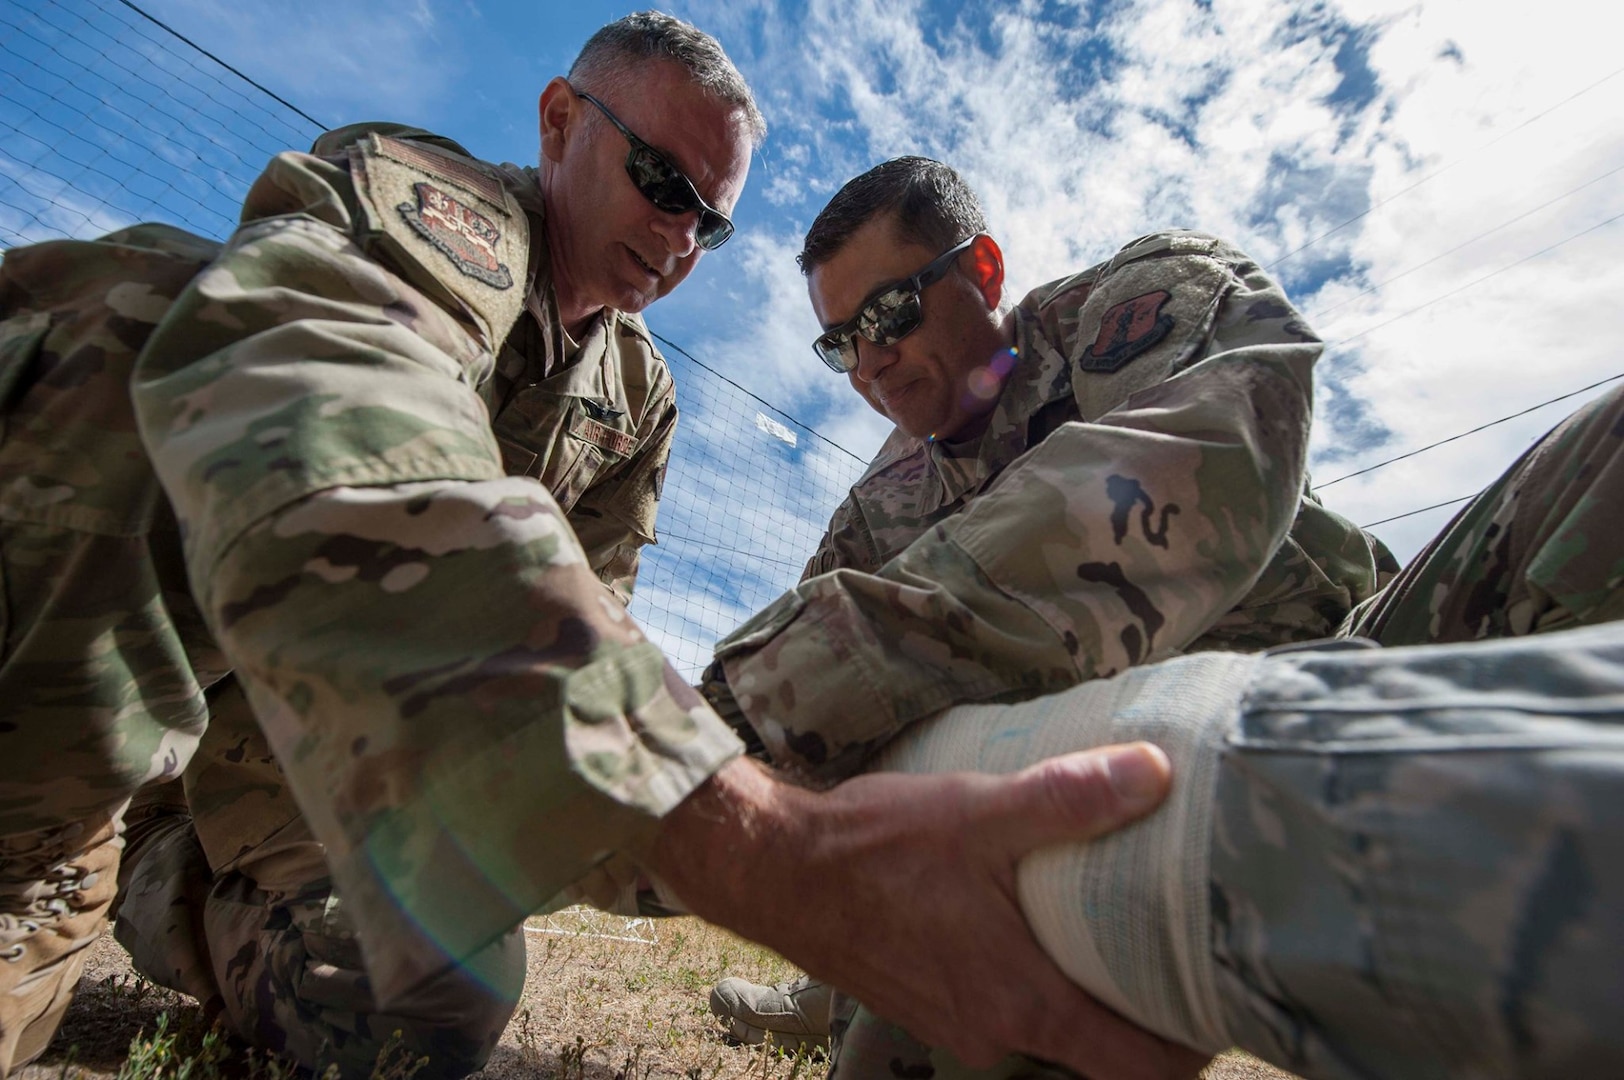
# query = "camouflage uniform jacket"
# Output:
<box><xmin>708</xmin><ymin>232</ymin><xmax>1392</xmax><ymax>781</ymax></box>
<box><xmin>0</xmin><ymin>124</ymin><xmax>741</xmax><ymax>1001</ymax></box>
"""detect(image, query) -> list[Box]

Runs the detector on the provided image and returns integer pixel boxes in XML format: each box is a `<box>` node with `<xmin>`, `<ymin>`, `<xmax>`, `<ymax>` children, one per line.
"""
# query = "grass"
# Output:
<box><xmin>20</xmin><ymin>914</ymin><xmax>1294</xmax><ymax>1080</ymax></box>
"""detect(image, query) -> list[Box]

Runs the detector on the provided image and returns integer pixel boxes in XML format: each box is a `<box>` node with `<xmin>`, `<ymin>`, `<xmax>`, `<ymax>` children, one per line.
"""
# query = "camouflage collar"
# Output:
<box><xmin>921</xmin><ymin>306</ymin><xmax>1074</xmax><ymax>508</ymax></box>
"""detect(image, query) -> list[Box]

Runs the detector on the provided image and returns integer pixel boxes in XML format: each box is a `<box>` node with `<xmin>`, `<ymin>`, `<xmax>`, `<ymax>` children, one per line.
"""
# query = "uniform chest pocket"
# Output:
<box><xmin>491</xmin><ymin>392</ymin><xmax>637</xmax><ymax>512</ymax></box>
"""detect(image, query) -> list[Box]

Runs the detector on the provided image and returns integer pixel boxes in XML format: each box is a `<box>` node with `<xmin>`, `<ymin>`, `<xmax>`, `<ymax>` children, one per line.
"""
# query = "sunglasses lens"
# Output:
<box><xmin>814</xmin><ymin>334</ymin><xmax>856</xmax><ymax>373</ymax></box>
<box><xmin>862</xmin><ymin>290</ymin><xmax>922</xmax><ymax>346</ymax></box>
<box><xmin>626</xmin><ymin>149</ymin><xmax>734</xmax><ymax>250</ymax></box>
<box><xmin>695</xmin><ymin>213</ymin><xmax>734</xmax><ymax>251</ymax></box>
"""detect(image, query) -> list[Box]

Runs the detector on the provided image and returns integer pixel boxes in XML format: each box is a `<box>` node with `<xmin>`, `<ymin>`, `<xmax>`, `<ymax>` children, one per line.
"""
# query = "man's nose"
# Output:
<box><xmin>651</xmin><ymin>209</ymin><xmax>700</xmax><ymax>260</ymax></box>
<box><xmin>851</xmin><ymin>336</ymin><xmax>899</xmax><ymax>383</ymax></box>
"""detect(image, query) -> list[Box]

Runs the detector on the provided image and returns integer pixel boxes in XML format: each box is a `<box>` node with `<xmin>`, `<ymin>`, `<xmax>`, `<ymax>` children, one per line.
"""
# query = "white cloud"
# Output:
<box><xmin>682</xmin><ymin>0</ymin><xmax>1624</xmax><ymax>565</ymax></box>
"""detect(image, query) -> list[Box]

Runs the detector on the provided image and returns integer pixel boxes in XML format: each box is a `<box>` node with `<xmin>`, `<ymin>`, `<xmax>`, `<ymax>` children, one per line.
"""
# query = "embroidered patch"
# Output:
<box><xmin>1080</xmin><ymin>289</ymin><xmax>1173</xmax><ymax>373</ymax></box>
<box><xmin>581</xmin><ymin>399</ymin><xmax>625</xmax><ymax>423</ymax></box>
<box><xmin>397</xmin><ymin>182</ymin><xmax>513</xmax><ymax>290</ymax></box>
<box><xmin>571</xmin><ymin>413</ymin><xmax>638</xmax><ymax>458</ymax></box>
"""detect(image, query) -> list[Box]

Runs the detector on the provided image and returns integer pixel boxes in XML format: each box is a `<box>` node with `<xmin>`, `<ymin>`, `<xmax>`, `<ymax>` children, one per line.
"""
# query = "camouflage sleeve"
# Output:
<box><xmin>128</xmin><ymin>145</ymin><xmax>742</xmax><ymax>1002</ymax></box>
<box><xmin>1213</xmin><ymin>624</ymin><xmax>1624</xmax><ymax>1078</ymax></box>
<box><xmin>569</xmin><ymin>376</ymin><xmax>678</xmax><ymax>605</ymax></box>
<box><xmin>716</xmin><ymin>249</ymin><xmax>1317</xmax><ymax>781</ymax></box>
<box><xmin>799</xmin><ymin>493</ymin><xmax>873</xmax><ymax>580</ymax></box>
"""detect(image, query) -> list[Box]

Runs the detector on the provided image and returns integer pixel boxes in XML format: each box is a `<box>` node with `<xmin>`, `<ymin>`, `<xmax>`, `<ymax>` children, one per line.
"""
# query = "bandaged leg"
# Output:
<box><xmin>840</xmin><ymin>624</ymin><xmax>1624</xmax><ymax>1080</ymax></box>
<box><xmin>866</xmin><ymin>650</ymin><xmax>1260</xmax><ymax>1058</ymax></box>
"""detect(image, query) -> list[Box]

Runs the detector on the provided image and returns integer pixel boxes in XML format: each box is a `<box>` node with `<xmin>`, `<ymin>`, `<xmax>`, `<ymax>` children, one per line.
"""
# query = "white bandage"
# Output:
<box><xmin>867</xmin><ymin>651</ymin><xmax>1260</xmax><ymax>1053</ymax></box>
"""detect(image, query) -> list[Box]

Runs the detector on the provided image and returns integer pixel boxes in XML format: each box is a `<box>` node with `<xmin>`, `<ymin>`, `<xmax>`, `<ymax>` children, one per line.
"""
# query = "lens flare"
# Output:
<box><xmin>961</xmin><ymin>346</ymin><xmax>1020</xmax><ymax>408</ymax></box>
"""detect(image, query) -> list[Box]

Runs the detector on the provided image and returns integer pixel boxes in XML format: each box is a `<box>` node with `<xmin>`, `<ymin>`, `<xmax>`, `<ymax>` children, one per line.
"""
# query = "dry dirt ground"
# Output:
<box><xmin>20</xmin><ymin>914</ymin><xmax>1298</xmax><ymax>1080</ymax></box>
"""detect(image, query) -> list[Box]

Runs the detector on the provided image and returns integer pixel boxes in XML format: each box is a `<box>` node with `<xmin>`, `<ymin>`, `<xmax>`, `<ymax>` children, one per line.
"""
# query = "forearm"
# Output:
<box><xmin>647</xmin><ymin>758</ymin><xmax>806</xmax><ymax>937</ymax></box>
<box><xmin>719</xmin><ymin>339</ymin><xmax>1315</xmax><ymax>781</ymax></box>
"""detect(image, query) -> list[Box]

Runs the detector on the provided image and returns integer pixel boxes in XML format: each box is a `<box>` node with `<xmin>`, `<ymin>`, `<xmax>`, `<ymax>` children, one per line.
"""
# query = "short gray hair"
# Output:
<box><xmin>799</xmin><ymin>157</ymin><xmax>987</xmax><ymax>274</ymax></box>
<box><xmin>570</xmin><ymin>11</ymin><xmax>766</xmax><ymax>146</ymax></box>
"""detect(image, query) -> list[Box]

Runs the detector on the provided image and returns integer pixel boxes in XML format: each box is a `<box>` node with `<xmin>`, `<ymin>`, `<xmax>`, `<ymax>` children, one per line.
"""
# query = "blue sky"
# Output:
<box><xmin>4</xmin><ymin>0</ymin><xmax>1622</xmax><ymax>672</ymax></box>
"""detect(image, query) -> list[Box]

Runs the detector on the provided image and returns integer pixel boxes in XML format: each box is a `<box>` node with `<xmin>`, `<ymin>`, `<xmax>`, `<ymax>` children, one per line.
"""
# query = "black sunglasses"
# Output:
<box><xmin>575</xmin><ymin>90</ymin><xmax>735</xmax><ymax>251</ymax></box>
<box><xmin>812</xmin><ymin>236</ymin><xmax>978</xmax><ymax>373</ymax></box>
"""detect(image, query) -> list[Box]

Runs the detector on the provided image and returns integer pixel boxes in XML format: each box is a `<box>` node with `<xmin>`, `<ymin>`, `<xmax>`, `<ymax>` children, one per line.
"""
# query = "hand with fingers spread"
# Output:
<box><xmin>650</xmin><ymin>744</ymin><xmax>1209</xmax><ymax>1079</ymax></box>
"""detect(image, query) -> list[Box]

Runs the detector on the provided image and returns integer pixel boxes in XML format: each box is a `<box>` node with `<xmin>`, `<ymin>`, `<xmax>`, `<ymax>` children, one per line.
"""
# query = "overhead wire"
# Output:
<box><xmin>1265</xmin><ymin>62</ymin><xmax>1624</xmax><ymax>272</ymax></box>
<box><xmin>1314</xmin><ymin>372</ymin><xmax>1624</xmax><ymax>491</ymax></box>
<box><xmin>650</xmin><ymin>330</ymin><xmax>868</xmax><ymax>465</ymax></box>
<box><xmin>1320</xmin><ymin>210</ymin><xmax>1624</xmax><ymax>350</ymax></box>
<box><xmin>1305</xmin><ymin>158</ymin><xmax>1624</xmax><ymax>324</ymax></box>
<box><xmin>110</xmin><ymin>0</ymin><xmax>328</xmax><ymax>131</ymax></box>
<box><xmin>1362</xmin><ymin>494</ymin><xmax>1475</xmax><ymax>530</ymax></box>
<box><xmin>1276</xmin><ymin>64</ymin><xmax>1624</xmax><ymax>526</ymax></box>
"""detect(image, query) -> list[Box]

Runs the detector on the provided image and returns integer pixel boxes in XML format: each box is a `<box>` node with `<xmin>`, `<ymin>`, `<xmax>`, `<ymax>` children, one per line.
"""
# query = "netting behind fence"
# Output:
<box><xmin>0</xmin><ymin>0</ymin><xmax>868</xmax><ymax>679</ymax></box>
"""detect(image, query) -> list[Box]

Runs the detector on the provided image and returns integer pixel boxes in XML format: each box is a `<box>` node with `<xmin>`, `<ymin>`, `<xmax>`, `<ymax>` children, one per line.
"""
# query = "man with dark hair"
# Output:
<box><xmin>707</xmin><ymin>154</ymin><xmax>1392</xmax><ymax>1049</ymax></box>
<box><xmin>704</xmin><ymin>156</ymin><xmax>1624</xmax><ymax>1078</ymax></box>
<box><xmin>1</xmin><ymin>27</ymin><xmax>1203</xmax><ymax>1080</ymax></box>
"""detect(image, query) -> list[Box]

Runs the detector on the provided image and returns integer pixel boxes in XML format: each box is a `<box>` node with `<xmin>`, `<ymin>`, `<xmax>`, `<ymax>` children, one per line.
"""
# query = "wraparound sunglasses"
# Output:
<box><xmin>576</xmin><ymin>90</ymin><xmax>735</xmax><ymax>251</ymax></box>
<box><xmin>812</xmin><ymin>235</ymin><xmax>978</xmax><ymax>373</ymax></box>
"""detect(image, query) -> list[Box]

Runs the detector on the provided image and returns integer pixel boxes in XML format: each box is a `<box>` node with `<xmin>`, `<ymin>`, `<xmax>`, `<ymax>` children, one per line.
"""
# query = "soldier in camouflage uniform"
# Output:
<box><xmin>1</xmin><ymin>21</ymin><xmax>1212</xmax><ymax>1080</ymax></box>
<box><xmin>707</xmin><ymin>158</ymin><xmax>1624</xmax><ymax>1078</ymax></box>
<box><xmin>106</xmin><ymin>113</ymin><xmax>691</xmax><ymax>1070</ymax></box>
<box><xmin>706</xmin><ymin>156</ymin><xmax>1392</xmax><ymax>1049</ymax></box>
<box><xmin>0</xmin><ymin>13</ymin><xmax>758</xmax><ymax>1078</ymax></box>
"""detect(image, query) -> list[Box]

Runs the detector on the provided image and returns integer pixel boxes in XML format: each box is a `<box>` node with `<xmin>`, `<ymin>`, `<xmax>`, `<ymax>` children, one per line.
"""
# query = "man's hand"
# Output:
<box><xmin>649</xmin><ymin>744</ymin><xmax>1209</xmax><ymax>1080</ymax></box>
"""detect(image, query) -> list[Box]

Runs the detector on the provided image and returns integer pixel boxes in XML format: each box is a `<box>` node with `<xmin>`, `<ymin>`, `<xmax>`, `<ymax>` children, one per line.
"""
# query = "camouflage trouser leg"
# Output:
<box><xmin>111</xmin><ymin>778</ymin><xmax>226</xmax><ymax>1012</ymax></box>
<box><xmin>0</xmin><ymin>808</ymin><xmax>125</xmax><ymax>1077</ymax></box>
<box><xmin>1210</xmin><ymin>622</ymin><xmax>1624</xmax><ymax>1078</ymax></box>
<box><xmin>1341</xmin><ymin>382</ymin><xmax>1624</xmax><ymax>645</ymax></box>
<box><xmin>115</xmin><ymin>681</ymin><xmax>524</xmax><ymax>1080</ymax></box>
<box><xmin>832</xmin><ymin>623</ymin><xmax>1624</xmax><ymax>1080</ymax></box>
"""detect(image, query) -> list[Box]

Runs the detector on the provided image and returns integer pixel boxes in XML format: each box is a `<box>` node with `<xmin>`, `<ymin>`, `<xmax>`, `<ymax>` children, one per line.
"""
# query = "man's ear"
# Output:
<box><xmin>968</xmin><ymin>234</ymin><xmax>1005</xmax><ymax>311</ymax></box>
<box><xmin>538</xmin><ymin>77</ymin><xmax>575</xmax><ymax>164</ymax></box>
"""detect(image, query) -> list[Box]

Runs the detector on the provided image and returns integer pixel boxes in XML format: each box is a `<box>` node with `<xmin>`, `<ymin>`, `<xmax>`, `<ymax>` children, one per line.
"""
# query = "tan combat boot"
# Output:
<box><xmin>708</xmin><ymin>974</ymin><xmax>833</xmax><ymax>1050</ymax></box>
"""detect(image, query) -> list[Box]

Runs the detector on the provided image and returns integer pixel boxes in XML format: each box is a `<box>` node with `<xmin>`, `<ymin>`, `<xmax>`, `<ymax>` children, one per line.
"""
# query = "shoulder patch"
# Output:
<box><xmin>1079</xmin><ymin>290</ymin><xmax>1173</xmax><ymax>373</ymax></box>
<box><xmin>349</xmin><ymin>133</ymin><xmax>528</xmax><ymax>350</ymax></box>
<box><xmin>397</xmin><ymin>182</ymin><xmax>513</xmax><ymax>289</ymax></box>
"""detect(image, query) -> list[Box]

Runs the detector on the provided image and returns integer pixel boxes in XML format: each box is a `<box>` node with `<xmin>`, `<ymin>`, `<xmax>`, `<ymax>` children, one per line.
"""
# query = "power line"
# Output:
<box><xmin>651</xmin><ymin>330</ymin><xmax>868</xmax><ymax>465</ymax></box>
<box><xmin>1314</xmin><ymin>371</ymin><xmax>1624</xmax><ymax>490</ymax></box>
<box><xmin>110</xmin><ymin>0</ymin><xmax>327</xmax><ymax>131</ymax></box>
<box><xmin>1324</xmin><ymin>209</ymin><xmax>1624</xmax><ymax>350</ymax></box>
<box><xmin>1362</xmin><ymin>493</ymin><xmax>1475</xmax><ymax>529</ymax></box>
<box><xmin>1306</xmin><ymin>159</ymin><xmax>1624</xmax><ymax>324</ymax></box>
<box><xmin>1266</xmin><ymin>62</ymin><xmax>1624</xmax><ymax>271</ymax></box>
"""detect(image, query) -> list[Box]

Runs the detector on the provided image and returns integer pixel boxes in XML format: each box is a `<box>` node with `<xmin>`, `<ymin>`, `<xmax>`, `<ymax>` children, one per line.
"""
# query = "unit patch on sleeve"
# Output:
<box><xmin>350</xmin><ymin>132</ymin><xmax>528</xmax><ymax>350</ymax></box>
<box><xmin>398</xmin><ymin>182</ymin><xmax>513</xmax><ymax>290</ymax></box>
<box><xmin>1079</xmin><ymin>289</ymin><xmax>1173</xmax><ymax>373</ymax></box>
